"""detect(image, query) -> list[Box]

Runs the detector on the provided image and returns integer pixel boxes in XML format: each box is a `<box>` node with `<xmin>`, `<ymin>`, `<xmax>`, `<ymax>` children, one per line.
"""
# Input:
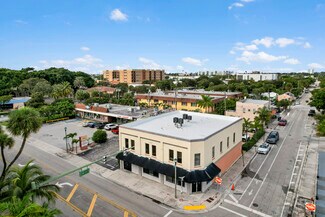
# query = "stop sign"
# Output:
<box><xmin>215</xmin><ymin>177</ymin><xmax>222</xmax><ymax>185</ymax></box>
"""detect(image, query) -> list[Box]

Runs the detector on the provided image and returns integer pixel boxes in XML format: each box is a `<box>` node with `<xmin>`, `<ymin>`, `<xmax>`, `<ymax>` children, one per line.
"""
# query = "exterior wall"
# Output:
<box><xmin>103</xmin><ymin>69</ymin><xmax>165</xmax><ymax>84</ymax></box>
<box><xmin>236</xmin><ymin>73</ymin><xmax>278</xmax><ymax>81</ymax></box>
<box><xmin>226</xmin><ymin>101</ymin><xmax>269</xmax><ymax>121</ymax></box>
<box><xmin>216</xmin><ymin>141</ymin><xmax>242</xmax><ymax>174</ymax></box>
<box><xmin>277</xmin><ymin>94</ymin><xmax>295</xmax><ymax>101</ymax></box>
<box><xmin>131</xmin><ymin>164</ymin><xmax>142</xmax><ymax>175</ymax></box>
<box><xmin>13</xmin><ymin>102</ymin><xmax>25</xmax><ymax>109</ymax></box>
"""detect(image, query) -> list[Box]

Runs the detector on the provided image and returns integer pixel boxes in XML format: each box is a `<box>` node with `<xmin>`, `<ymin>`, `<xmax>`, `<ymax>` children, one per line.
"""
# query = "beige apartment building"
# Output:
<box><xmin>103</xmin><ymin>69</ymin><xmax>165</xmax><ymax>85</ymax></box>
<box><xmin>226</xmin><ymin>99</ymin><xmax>270</xmax><ymax>121</ymax></box>
<box><xmin>116</xmin><ymin>111</ymin><xmax>243</xmax><ymax>193</ymax></box>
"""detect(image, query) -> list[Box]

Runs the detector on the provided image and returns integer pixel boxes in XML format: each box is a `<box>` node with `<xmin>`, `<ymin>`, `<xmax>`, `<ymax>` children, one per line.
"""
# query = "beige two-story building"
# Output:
<box><xmin>116</xmin><ymin>111</ymin><xmax>242</xmax><ymax>194</ymax></box>
<box><xmin>226</xmin><ymin>99</ymin><xmax>270</xmax><ymax>121</ymax></box>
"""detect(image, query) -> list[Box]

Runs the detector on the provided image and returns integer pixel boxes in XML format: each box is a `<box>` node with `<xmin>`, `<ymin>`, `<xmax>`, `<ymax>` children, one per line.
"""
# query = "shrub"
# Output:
<box><xmin>242</xmin><ymin>129</ymin><xmax>265</xmax><ymax>151</ymax></box>
<box><xmin>92</xmin><ymin>130</ymin><xmax>107</xmax><ymax>144</ymax></box>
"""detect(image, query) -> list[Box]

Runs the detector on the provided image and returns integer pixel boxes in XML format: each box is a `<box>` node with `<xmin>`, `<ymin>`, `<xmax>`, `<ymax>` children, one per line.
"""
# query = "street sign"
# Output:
<box><xmin>79</xmin><ymin>168</ymin><xmax>90</xmax><ymax>177</ymax></box>
<box><xmin>305</xmin><ymin>203</ymin><xmax>316</xmax><ymax>212</ymax></box>
<box><xmin>215</xmin><ymin>177</ymin><xmax>222</xmax><ymax>185</ymax></box>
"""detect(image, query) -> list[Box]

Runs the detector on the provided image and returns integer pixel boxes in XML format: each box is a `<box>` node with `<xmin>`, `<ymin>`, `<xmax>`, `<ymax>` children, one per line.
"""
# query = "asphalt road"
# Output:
<box><xmin>1</xmin><ymin>92</ymin><xmax>314</xmax><ymax>217</ymax></box>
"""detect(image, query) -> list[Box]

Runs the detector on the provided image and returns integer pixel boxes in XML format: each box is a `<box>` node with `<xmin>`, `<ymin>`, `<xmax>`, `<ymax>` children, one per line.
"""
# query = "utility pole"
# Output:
<box><xmin>174</xmin><ymin>158</ymin><xmax>177</xmax><ymax>198</ymax></box>
<box><xmin>64</xmin><ymin>127</ymin><xmax>68</xmax><ymax>153</ymax></box>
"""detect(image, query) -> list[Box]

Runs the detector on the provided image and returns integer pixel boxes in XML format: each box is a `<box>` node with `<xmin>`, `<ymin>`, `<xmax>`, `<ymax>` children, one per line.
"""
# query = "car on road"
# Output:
<box><xmin>242</xmin><ymin>133</ymin><xmax>250</xmax><ymax>142</ymax></box>
<box><xmin>257</xmin><ymin>143</ymin><xmax>271</xmax><ymax>155</ymax></box>
<box><xmin>278</xmin><ymin>119</ymin><xmax>287</xmax><ymax>126</ymax></box>
<box><xmin>266</xmin><ymin>131</ymin><xmax>279</xmax><ymax>144</ymax></box>
<box><xmin>111</xmin><ymin>127</ymin><xmax>119</xmax><ymax>134</ymax></box>
<box><xmin>104</xmin><ymin>123</ymin><xmax>118</xmax><ymax>130</ymax></box>
<box><xmin>308</xmin><ymin>109</ymin><xmax>316</xmax><ymax>116</ymax></box>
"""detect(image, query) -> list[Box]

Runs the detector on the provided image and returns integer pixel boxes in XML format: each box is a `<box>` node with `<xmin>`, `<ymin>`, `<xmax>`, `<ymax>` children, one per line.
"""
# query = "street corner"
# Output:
<box><xmin>183</xmin><ymin>204</ymin><xmax>206</xmax><ymax>211</ymax></box>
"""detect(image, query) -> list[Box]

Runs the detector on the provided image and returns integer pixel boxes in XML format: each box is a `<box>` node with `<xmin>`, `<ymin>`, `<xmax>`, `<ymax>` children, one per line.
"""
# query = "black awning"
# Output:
<box><xmin>116</xmin><ymin>153</ymin><xmax>220</xmax><ymax>183</ymax></box>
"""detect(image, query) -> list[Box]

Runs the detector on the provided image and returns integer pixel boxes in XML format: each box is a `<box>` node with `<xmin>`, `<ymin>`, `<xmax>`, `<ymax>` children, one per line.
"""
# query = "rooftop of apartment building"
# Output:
<box><xmin>121</xmin><ymin>110</ymin><xmax>242</xmax><ymax>141</ymax></box>
<box><xmin>170</xmin><ymin>89</ymin><xmax>242</xmax><ymax>96</ymax></box>
<box><xmin>239</xmin><ymin>98</ymin><xmax>269</xmax><ymax>105</ymax></box>
<box><xmin>136</xmin><ymin>91</ymin><xmax>224</xmax><ymax>100</ymax></box>
<box><xmin>103</xmin><ymin>69</ymin><xmax>165</xmax><ymax>71</ymax></box>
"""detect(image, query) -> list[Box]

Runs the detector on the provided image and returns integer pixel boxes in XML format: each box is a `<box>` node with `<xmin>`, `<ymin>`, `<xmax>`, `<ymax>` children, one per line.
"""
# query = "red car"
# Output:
<box><xmin>278</xmin><ymin>119</ymin><xmax>287</xmax><ymax>126</ymax></box>
<box><xmin>111</xmin><ymin>127</ymin><xmax>119</xmax><ymax>134</ymax></box>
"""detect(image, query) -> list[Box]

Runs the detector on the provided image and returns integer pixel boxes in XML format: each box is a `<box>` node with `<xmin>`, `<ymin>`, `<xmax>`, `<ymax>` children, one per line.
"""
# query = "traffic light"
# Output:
<box><xmin>102</xmin><ymin>155</ymin><xmax>108</xmax><ymax>163</ymax></box>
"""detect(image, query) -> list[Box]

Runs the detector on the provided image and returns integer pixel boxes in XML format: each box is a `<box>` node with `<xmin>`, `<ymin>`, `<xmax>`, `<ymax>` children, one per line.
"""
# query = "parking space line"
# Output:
<box><xmin>229</xmin><ymin>193</ymin><xmax>239</xmax><ymax>203</ymax></box>
<box><xmin>87</xmin><ymin>194</ymin><xmax>98</xmax><ymax>217</ymax></box>
<box><xmin>219</xmin><ymin>205</ymin><xmax>248</xmax><ymax>217</ymax></box>
<box><xmin>163</xmin><ymin>210</ymin><xmax>173</xmax><ymax>217</ymax></box>
<box><xmin>66</xmin><ymin>183</ymin><xmax>79</xmax><ymax>202</ymax></box>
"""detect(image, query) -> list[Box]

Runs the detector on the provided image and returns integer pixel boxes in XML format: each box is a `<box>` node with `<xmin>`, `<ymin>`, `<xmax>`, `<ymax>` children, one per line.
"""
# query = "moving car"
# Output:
<box><xmin>111</xmin><ymin>127</ymin><xmax>119</xmax><ymax>134</ymax></box>
<box><xmin>308</xmin><ymin>109</ymin><xmax>316</xmax><ymax>117</ymax></box>
<box><xmin>257</xmin><ymin>143</ymin><xmax>271</xmax><ymax>155</ymax></box>
<box><xmin>278</xmin><ymin>119</ymin><xmax>287</xmax><ymax>126</ymax></box>
<box><xmin>266</xmin><ymin>131</ymin><xmax>279</xmax><ymax>144</ymax></box>
<box><xmin>104</xmin><ymin>123</ymin><xmax>118</xmax><ymax>130</ymax></box>
<box><xmin>242</xmin><ymin>133</ymin><xmax>250</xmax><ymax>142</ymax></box>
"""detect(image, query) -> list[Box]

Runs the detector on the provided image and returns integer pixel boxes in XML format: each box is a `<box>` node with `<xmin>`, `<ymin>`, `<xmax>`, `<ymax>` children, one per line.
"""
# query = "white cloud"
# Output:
<box><xmin>241</xmin><ymin>0</ymin><xmax>254</xmax><ymax>2</ymax></box>
<box><xmin>228</xmin><ymin>3</ymin><xmax>244</xmax><ymax>10</ymax></box>
<box><xmin>80</xmin><ymin>46</ymin><xmax>90</xmax><ymax>51</ymax></box>
<box><xmin>182</xmin><ymin>57</ymin><xmax>203</xmax><ymax>66</ymax></box>
<box><xmin>229</xmin><ymin>50</ymin><xmax>236</xmax><ymax>55</ymax></box>
<box><xmin>284</xmin><ymin>58</ymin><xmax>300</xmax><ymax>65</ymax></box>
<box><xmin>110</xmin><ymin>9</ymin><xmax>128</xmax><ymax>21</ymax></box>
<box><xmin>39</xmin><ymin>54</ymin><xmax>105</xmax><ymax>74</ymax></box>
<box><xmin>176</xmin><ymin>65</ymin><xmax>184</xmax><ymax>70</ymax></box>
<box><xmin>245</xmin><ymin>44</ymin><xmax>258</xmax><ymax>51</ymax></box>
<box><xmin>237</xmin><ymin>51</ymin><xmax>287</xmax><ymax>63</ymax></box>
<box><xmin>138</xmin><ymin>57</ymin><xmax>161</xmax><ymax>69</ymax></box>
<box><xmin>303</xmin><ymin>42</ymin><xmax>312</xmax><ymax>48</ymax></box>
<box><xmin>14</xmin><ymin>19</ymin><xmax>28</xmax><ymax>25</ymax></box>
<box><xmin>308</xmin><ymin>63</ymin><xmax>324</xmax><ymax>69</ymax></box>
<box><xmin>275</xmin><ymin>38</ymin><xmax>295</xmax><ymax>47</ymax></box>
<box><xmin>252</xmin><ymin>37</ymin><xmax>274</xmax><ymax>48</ymax></box>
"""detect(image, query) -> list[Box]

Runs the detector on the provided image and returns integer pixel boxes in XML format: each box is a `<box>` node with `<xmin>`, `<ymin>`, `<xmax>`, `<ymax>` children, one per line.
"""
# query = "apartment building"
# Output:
<box><xmin>116</xmin><ymin>111</ymin><xmax>242</xmax><ymax>193</ymax></box>
<box><xmin>135</xmin><ymin>91</ymin><xmax>224</xmax><ymax>113</ymax></box>
<box><xmin>236</xmin><ymin>72</ymin><xmax>278</xmax><ymax>81</ymax></box>
<box><xmin>226</xmin><ymin>99</ymin><xmax>270</xmax><ymax>121</ymax></box>
<box><xmin>103</xmin><ymin>69</ymin><xmax>165</xmax><ymax>85</ymax></box>
<box><xmin>167</xmin><ymin>89</ymin><xmax>243</xmax><ymax>99</ymax></box>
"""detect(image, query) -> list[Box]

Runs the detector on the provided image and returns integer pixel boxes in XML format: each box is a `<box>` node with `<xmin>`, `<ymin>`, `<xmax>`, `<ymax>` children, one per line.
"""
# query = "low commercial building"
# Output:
<box><xmin>236</xmin><ymin>72</ymin><xmax>278</xmax><ymax>81</ymax></box>
<box><xmin>86</xmin><ymin>86</ymin><xmax>116</xmax><ymax>95</ymax></box>
<box><xmin>226</xmin><ymin>99</ymin><xmax>270</xmax><ymax>121</ymax></box>
<box><xmin>277</xmin><ymin>92</ymin><xmax>296</xmax><ymax>102</ymax></box>
<box><xmin>135</xmin><ymin>91</ymin><xmax>224</xmax><ymax>113</ymax></box>
<box><xmin>103</xmin><ymin>69</ymin><xmax>165</xmax><ymax>85</ymax></box>
<box><xmin>0</xmin><ymin>97</ymin><xmax>31</xmax><ymax>110</ymax></box>
<box><xmin>261</xmin><ymin>92</ymin><xmax>278</xmax><ymax>100</ymax></box>
<box><xmin>116</xmin><ymin>111</ymin><xmax>242</xmax><ymax>193</ymax></box>
<box><xmin>167</xmin><ymin>89</ymin><xmax>243</xmax><ymax>99</ymax></box>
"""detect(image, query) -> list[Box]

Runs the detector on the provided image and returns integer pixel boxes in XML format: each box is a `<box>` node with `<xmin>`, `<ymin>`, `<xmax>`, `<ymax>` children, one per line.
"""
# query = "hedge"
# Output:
<box><xmin>242</xmin><ymin>129</ymin><xmax>265</xmax><ymax>151</ymax></box>
<box><xmin>92</xmin><ymin>130</ymin><xmax>107</xmax><ymax>144</ymax></box>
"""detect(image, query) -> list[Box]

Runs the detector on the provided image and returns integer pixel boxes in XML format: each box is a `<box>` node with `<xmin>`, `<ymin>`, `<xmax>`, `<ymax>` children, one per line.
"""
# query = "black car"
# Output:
<box><xmin>266</xmin><ymin>131</ymin><xmax>279</xmax><ymax>144</ymax></box>
<box><xmin>95</xmin><ymin>123</ymin><xmax>105</xmax><ymax>129</ymax></box>
<box><xmin>308</xmin><ymin>109</ymin><xmax>316</xmax><ymax>116</ymax></box>
<box><xmin>88</xmin><ymin>122</ymin><xmax>96</xmax><ymax>128</ymax></box>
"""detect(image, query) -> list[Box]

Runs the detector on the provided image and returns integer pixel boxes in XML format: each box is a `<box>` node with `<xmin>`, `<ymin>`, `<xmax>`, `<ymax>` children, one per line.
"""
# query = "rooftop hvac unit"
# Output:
<box><xmin>85</xmin><ymin>106</ymin><xmax>90</xmax><ymax>110</ymax></box>
<box><xmin>178</xmin><ymin>118</ymin><xmax>184</xmax><ymax>125</ymax></box>
<box><xmin>94</xmin><ymin>103</ymin><xmax>99</xmax><ymax>107</ymax></box>
<box><xmin>187</xmin><ymin>115</ymin><xmax>192</xmax><ymax>121</ymax></box>
<box><xmin>183</xmin><ymin>114</ymin><xmax>188</xmax><ymax>120</ymax></box>
<box><xmin>173</xmin><ymin>117</ymin><xmax>179</xmax><ymax>124</ymax></box>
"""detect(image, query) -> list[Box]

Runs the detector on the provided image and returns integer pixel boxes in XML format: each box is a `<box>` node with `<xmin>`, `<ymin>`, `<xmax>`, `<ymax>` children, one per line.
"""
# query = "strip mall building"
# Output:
<box><xmin>116</xmin><ymin>111</ymin><xmax>242</xmax><ymax>194</ymax></box>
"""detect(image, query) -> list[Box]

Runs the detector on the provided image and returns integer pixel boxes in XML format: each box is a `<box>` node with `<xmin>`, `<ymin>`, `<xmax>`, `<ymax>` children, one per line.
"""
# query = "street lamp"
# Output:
<box><xmin>174</xmin><ymin>158</ymin><xmax>178</xmax><ymax>199</ymax></box>
<box><xmin>64</xmin><ymin>127</ymin><xmax>68</xmax><ymax>153</ymax></box>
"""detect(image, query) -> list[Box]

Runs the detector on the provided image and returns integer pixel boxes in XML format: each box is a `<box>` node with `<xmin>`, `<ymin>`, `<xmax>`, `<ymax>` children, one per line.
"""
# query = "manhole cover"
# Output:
<box><xmin>252</xmin><ymin>203</ymin><xmax>259</xmax><ymax>207</ymax></box>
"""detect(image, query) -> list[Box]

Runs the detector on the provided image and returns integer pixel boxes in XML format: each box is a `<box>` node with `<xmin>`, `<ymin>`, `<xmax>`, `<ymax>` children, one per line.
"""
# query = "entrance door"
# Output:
<box><xmin>191</xmin><ymin>182</ymin><xmax>202</xmax><ymax>193</ymax></box>
<box><xmin>124</xmin><ymin>161</ymin><xmax>131</xmax><ymax>171</ymax></box>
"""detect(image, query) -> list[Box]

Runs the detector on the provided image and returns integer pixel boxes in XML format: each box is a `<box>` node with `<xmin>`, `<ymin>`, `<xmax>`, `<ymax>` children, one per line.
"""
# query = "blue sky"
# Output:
<box><xmin>1</xmin><ymin>0</ymin><xmax>325</xmax><ymax>74</ymax></box>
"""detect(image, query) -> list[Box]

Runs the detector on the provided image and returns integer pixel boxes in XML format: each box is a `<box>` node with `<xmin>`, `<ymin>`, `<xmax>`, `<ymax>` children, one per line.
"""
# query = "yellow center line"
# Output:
<box><xmin>66</xmin><ymin>183</ymin><xmax>79</xmax><ymax>202</ymax></box>
<box><xmin>87</xmin><ymin>193</ymin><xmax>98</xmax><ymax>217</ymax></box>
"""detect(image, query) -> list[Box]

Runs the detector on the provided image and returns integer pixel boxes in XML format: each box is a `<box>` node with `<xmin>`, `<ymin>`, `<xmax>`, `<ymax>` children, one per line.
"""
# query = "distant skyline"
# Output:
<box><xmin>1</xmin><ymin>0</ymin><xmax>325</xmax><ymax>74</ymax></box>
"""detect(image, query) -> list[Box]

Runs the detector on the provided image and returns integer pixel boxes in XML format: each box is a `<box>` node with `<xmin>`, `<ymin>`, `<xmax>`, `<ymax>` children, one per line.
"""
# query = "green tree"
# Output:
<box><xmin>26</xmin><ymin>92</ymin><xmax>45</xmax><ymax>108</ymax></box>
<box><xmin>252</xmin><ymin>117</ymin><xmax>262</xmax><ymax>132</ymax></box>
<box><xmin>0</xmin><ymin>127</ymin><xmax>14</xmax><ymax>180</ymax></box>
<box><xmin>317</xmin><ymin>119</ymin><xmax>325</xmax><ymax>136</ymax></box>
<box><xmin>92</xmin><ymin>130</ymin><xmax>107</xmax><ymax>143</ymax></box>
<box><xmin>2</xmin><ymin>108</ymin><xmax>42</xmax><ymax>177</ymax></box>
<box><xmin>73</xmin><ymin>76</ymin><xmax>86</xmax><ymax>89</ymax></box>
<box><xmin>155</xmin><ymin>80</ymin><xmax>174</xmax><ymax>91</ymax></box>
<box><xmin>257</xmin><ymin>107</ymin><xmax>271</xmax><ymax>128</ymax></box>
<box><xmin>32</xmin><ymin>80</ymin><xmax>53</xmax><ymax>97</ymax></box>
<box><xmin>0</xmin><ymin>95</ymin><xmax>13</xmax><ymax>107</ymax></box>
<box><xmin>51</xmin><ymin>82</ymin><xmax>73</xmax><ymax>99</ymax></box>
<box><xmin>197</xmin><ymin>95</ymin><xmax>214</xmax><ymax>113</ymax></box>
<box><xmin>309</xmin><ymin>88</ymin><xmax>325</xmax><ymax>111</ymax></box>
<box><xmin>243</xmin><ymin>118</ymin><xmax>252</xmax><ymax>139</ymax></box>
<box><xmin>75</xmin><ymin>90</ymin><xmax>90</xmax><ymax>102</ymax></box>
<box><xmin>276</xmin><ymin>99</ymin><xmax>291</xmax><ymax>110</ymax></box>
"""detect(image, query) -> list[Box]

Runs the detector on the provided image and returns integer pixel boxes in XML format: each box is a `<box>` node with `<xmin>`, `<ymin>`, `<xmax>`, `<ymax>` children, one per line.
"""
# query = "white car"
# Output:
<box><xmin>257</xmin><ymin>143</ymin><xmax>271</xmax><ymax>155</ymax></box>
<box><xmin>242</xmin><ymin>133</ymin><xmax>250</xmax><ymax>142</ymax></box>
<box><xmin>104</xmin><ymin>123</ymin><xmax>118</xmax><ymax>130</ymax></box>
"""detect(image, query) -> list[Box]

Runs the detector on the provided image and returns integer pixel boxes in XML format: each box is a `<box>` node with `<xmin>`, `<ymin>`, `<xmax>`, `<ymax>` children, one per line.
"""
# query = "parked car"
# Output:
<box><xmin>104</xmin><ymin>123</ymin><xmax>118</xmax><ymax>130</ymax></box>
<box><xmin>111</xmin><ymin>127</ymin><xmax>119</xmax><ymax>134</ymax></box>
<box><xmin>308</xmin><ymin>109</ymin><xmax>316</xmax><ymax>116</ymax></box>
<box><xmin>257</xmin><ymin>143</ymin><xmax>271</xmax><ymax>155</ymax></box>
<box><xmin>95</xmin><ymin>123</ymin><xmax>106</xmax><ymax>129</ymax></box>
<box><xmin>242</xmin><ymin>133</ymin><xmax>250</xmax><ymax>142</ymax></box>
<box><xmin>278</xmin><ymin>119</ymin><xmax>287</xmax><ymax>126</ymax></box>
<box><xmin>82</xmin><ymin>122</ymin><xmax>93</xmax><ymax>127</ymax></box>
<box><xmin>266</xmin><ymin>131</ymin><xmax>279</xmax><ymax>144</ymax></box>
<box><xmin>88</xmin><ymin>122</ymin><xmax>96</xmax><ymax>128</ymax></box>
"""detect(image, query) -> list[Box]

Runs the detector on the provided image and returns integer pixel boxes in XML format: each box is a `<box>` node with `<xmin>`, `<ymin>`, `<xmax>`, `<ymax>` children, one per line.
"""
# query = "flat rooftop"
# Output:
<box><xmin>138</xmin><ymin>92</ymin><xmax>223</xmax><ymax>100</ymax></box>
<box><xmin>6</xmin><ymin>97</ymin><xmax>31</xmax><ymax>104</ymax></box>
<box><xmin>240</xmin><ymin>99</ymin><xmax>269</xmax><ymax>105</ymax></box>
<box><xmin>99</xmin><ymin>104</ymin><xmax>145</xmax><ymax>118</ymax></box>
<box><xmin>121</xmin><ymin>111</ymin><xmax>242</xmax><ymax>141</ymax></box>
<box><xmin>175</xmin><ymin>89</ymin><xmax>242</xmax><ymax>96</ymax></box>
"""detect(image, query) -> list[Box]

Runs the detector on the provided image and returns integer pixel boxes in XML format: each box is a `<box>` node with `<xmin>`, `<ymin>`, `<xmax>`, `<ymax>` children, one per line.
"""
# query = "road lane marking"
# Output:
<box><xmin>87</xmin><ymin>194</ymin><xmax>98</xmax><ymax>217</ymax></box>
<box><xmin>66</xmin><ymin>183</ymin><xmax>79</xmax><ymax>202</ymax></box>
<box><xmin>248</xmin><ymin>110</ymin><xmax>301</xmax><ymax>208</ymax></box>
<box><xmin>248</xmin><ymin>189</ymin><xmax>253</xmax><ymax>196</ymax></box>
<box><xmin>55</xmin><ymin>192</ymin><xmax>87</xmax><ymax>217</ymax></box>
<box><xmin>163</xmin><ymin>210</ymin><xmax>173</xmax><ymax>217</ymax></box>
<box><xmin>219</xmin><ymin>205</ymin><xmax>248</xmax><ymax>217</ymax></box>
<box><xmin>124</xmin><ymin>211</ymin><xmax>129</xmax><ymax>217</ymax></box>
<box><xmin>239</xmin><ymin>146</ymin><xmax>274</xmax><ymax>200</ymax></box>
<box><xmin>56</xmin><ymin>182</ymin><xmax>73</xmax><ymax>188</ymax></box>
<box><xmin>224</xmin><ymin>199</ymin><xmax>272</xmax><ymax>217</ymax></box>
<box><xmin>229</xmin><ymin>194</ymin><xmax>239</xmax><ymax>203</ymax></box>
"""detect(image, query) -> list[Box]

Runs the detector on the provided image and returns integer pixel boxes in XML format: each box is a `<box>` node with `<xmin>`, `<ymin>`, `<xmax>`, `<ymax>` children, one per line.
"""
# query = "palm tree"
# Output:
<box><xmin>252</xmin><ymin>117</ymin><xmax>262</xmax><ymax>132</ymax></box>
<box><xmin>0</xmin><ymin>129</ymin><xmax>15</xmax><ymax>180</ymax></box>
<box><xmin>197</xmin><ymin>95</ymin><xmax>214</xmax><ymax>113</ymax></box>
<box><xmin>257</xmin><ymin>107</ymin><xmax>271</xmax><ymax>128</ymax></box>
<box><xmin>4</xmin><ymin>108</ymin><xmax>42</xmax><ymax>175</ymax></box>
<box><xmin>0</xmin><ymin>194</ymin><xmax>61</xmax><ymax>217</ymax></box>
<box><xmin>3</xmin><ymin>161</ymin><xmax>59</xmax><ymax>203</ymax></box>
<box><xmin>61</xmin><ymin>81</ymin><xmax>73</xmax><ymax>98</ymax></box>
<box><xmin>242</xmin><ymin>118</ymin><xmax>252</xmax><ymax>140</ymax></box>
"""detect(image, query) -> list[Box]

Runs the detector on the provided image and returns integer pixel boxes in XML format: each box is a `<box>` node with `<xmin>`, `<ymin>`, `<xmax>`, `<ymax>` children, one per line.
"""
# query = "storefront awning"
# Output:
<box><xmin>116</xmin><ymin>152</ymin><xmax>220</xmax><ymax>183</ymax></box>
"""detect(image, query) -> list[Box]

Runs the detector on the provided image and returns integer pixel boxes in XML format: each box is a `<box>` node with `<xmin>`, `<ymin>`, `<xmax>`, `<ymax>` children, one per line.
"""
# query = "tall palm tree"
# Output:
<box><xmin>0</xmin><ymin>129</ymin><xmax>15</xmax><ymax>180</ymax></box>
<box><xmin>252</xmin><ymin>117</ymin><xmax>262</xmax><ymax>132</ymax></box>
<box><xmin>197</xmin><ymin>95</ymin><xmax>214</xmax><ymax>113</ymax></box>
<box><xmin>61</xmin><ymin>81</ymin><xmax>73</xmax><ymax>98</ymax></box>
<box><xmin>257</xmin><ymin>107</ymin><xmax>271</xmax><ymax>128</ymax></box>
<box><xmin>242</xmin><ymin>118</ymin><xmax>252</xmax><ymax>140</ymax></box>
<box><xmin>3</xmin><ymin>161</ymin><xmax>59</xmax><ymax>203</ymax></box>
<box><xmin>4</xmin><ymin>108</ymin><xmax>42</xmax><ymax>175</ymax></box>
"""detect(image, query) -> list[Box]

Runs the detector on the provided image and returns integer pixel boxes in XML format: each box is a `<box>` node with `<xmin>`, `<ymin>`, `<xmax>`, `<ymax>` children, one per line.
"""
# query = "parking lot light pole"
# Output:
<box><xmin>64</xmin><ymin>127</ymin><xmax>68</xmax><ymax>153</ymax></box>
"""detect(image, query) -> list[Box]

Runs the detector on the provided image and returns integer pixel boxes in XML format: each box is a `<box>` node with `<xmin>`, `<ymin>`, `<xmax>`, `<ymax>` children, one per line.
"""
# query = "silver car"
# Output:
<box><xmin>257</xmin><ymin>143</ymin><xmax>271</xmax><ymax>155</ymax></box>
